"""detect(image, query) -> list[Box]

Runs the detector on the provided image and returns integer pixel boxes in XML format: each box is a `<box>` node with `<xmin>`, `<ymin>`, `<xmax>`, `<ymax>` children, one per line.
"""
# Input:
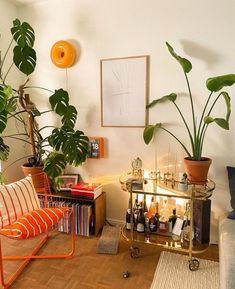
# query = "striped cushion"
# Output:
<box><xmin>0</xmin><ymin>176</ymin><xmax>40</xmax><ymax>229</ymax></box>
<box><xmin>0</xmin><ymin>207</ymin><xmax>69</xmax><ymax>239</ymax></box>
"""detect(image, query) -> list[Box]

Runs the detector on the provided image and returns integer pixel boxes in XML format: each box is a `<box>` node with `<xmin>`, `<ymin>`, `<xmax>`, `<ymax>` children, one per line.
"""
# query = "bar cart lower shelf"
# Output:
<box><xmin>121</xmin><ymin>226</ymin><xmax>210</xmax><ymax>270</ymax></box>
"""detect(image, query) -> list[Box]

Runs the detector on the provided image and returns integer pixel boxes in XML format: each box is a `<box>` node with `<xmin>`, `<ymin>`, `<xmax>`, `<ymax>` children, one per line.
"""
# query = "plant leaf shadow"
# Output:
<box><xmin>180</xmin><ymin>39</ymin><xmax>222</xmax><ymax>69</ymax></box>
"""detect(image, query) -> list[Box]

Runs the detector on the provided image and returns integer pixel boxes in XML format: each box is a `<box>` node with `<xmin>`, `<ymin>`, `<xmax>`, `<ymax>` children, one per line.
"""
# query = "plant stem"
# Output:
<box><xmin>1</xmin><ymin>154</ymin><xmax>34</xmax><ymax>174</ymax></box>
<box><xmin>2</xmin><ymin>135</ymin><xmax>33</xmax><ymax>145</ymax></box>
<box><xmin>161</xmin><ymin>127</ymin><xmax>192</xmax><ymax>158</ymax></box>
<box><xmin>3</xmin><ymin>63</ymin><xmax>14</xmax><ymax>83</ymax></box>
<box><xmin>0</xmin><ymin>38</ymin><xmax>14</xmax><ymax>80</ymax></box>
<box><xmin>24</xmin><ymin>86</ymin><xmax>54</xmax><ymax>93</ymax></box>
<box><xmin>197</xmin><ymin>91</ymin><xmax>213</xmax><ymax>140</ymax></box>
<box><xmin>198</xmin><ymin>92</ymin><xmax>222</xmax><ymax>153</ymax></box>
<box><xmin>184</xmin><ymin>73</ymin><xmax>197</xmax><ymax>154</ymax></box>
<box><xmin>173</xmin><ymin>101</ymin><xmax>194</xmax><ymax>152</ymax></box>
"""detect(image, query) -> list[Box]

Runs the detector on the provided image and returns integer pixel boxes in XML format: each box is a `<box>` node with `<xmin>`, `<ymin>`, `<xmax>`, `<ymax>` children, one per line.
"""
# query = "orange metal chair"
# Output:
<box><xmin>0</xmin><ymin>174</ymin><xmax>75</xmax><ymax>289</ymax></box>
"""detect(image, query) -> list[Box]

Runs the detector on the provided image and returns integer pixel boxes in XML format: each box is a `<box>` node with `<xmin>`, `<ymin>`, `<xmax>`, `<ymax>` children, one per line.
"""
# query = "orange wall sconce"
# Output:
<box><xmin>50</xmin><ymin>40</ymin><xmax>76</xmax><ymax>68</ymax></box>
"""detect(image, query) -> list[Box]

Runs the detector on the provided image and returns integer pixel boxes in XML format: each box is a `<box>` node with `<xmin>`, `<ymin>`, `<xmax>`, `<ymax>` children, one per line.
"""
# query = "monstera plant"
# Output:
<box><xmin>0</xmin><ymin>19</ymin><xmax>89</xmax><ymax>183</ymax></box>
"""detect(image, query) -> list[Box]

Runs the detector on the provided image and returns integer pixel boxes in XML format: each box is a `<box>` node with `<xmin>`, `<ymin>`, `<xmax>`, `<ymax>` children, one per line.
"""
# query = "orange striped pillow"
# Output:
<box><xmin>0</xmin><ymin>207</ymin><xmax>69</xmax><ymax>240</ymax></box>
<box><xmin>0</xmin><ymin>176</ymin><xmax>40</xmax><ymax>229</ymax></box>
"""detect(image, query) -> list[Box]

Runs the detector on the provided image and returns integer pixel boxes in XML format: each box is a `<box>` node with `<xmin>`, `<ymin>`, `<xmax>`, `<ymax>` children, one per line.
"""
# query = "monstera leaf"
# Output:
<box><xmin>62</xmin><ymin>105</ymin><xmax>77</xmax><ymax>128</ymax></box>
<box><xmin>62</xmin><ymin>130</ymin><xmax>89</xmax><ymax>166</ymax></box>
<box><xmin>11</xmin><ymin>18</ymin><xmax>35</xmax><ymax>47</ymax></box>
<box><xmin>43</xmin><ymin>152</ymin><xmax>66</xmax><ymax>179</ymax></box>
<box><xmin>0</xmin><ymin>87</ymin><xmax>6</xmax><ymax>113</ymax></box>
<box><xmin>0</xmin><ymin>137</ymin><xmax>10</xmax><ymax>161</ymax></box>
<box><xmin>49</xmin><ymin>89</ymin><xmax>69</xmax><ymax>116</ymax></box>
<box><xmin>48</xmin><ymin>126</ymin><xmax>72</xmax><ymax>151</ymax></box>
<box><xmin>11</xmin><ymin>19</ymin><xmax>36</xmax><ymax>76</ymax></box>
<box><xmin>0</xmin><ymin>110</ymin><xmax>7</xmax><ymax>134</ymax></box>
<box><xmin>48</xmin><ymin>126</ymin><xmax>89</xmax><ymax>166</ymax></box>
<box><xmin>13</xmin><ymin>46</ymin><xmax>36</xmax><ymax>76</ymax></box>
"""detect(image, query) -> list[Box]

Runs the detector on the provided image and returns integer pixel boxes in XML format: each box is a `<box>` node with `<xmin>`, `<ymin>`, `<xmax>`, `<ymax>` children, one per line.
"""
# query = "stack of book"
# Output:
<box><xmin>71</xmin><ymin>183</ymin><xmax>102</xmax><ymax>200</ymax></box>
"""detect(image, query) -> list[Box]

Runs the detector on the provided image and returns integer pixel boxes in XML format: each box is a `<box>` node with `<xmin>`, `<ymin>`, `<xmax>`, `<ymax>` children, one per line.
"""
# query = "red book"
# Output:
<box><xmin>71</xmin><ymin>183</ymin><xmax>102</xmax><ymax>199</ymax></box>
<box><xmin>72</xmin><ymin>183</ymin><xmax>101</xmax><ymax>191</ymax></box>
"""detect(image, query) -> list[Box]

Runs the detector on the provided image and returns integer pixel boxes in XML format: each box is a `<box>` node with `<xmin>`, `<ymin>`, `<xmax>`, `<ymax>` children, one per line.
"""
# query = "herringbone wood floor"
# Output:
<box><xmin>1</xmin><ymin>230</ymin><xmax>219</xmax><ymax>289</ymax></box>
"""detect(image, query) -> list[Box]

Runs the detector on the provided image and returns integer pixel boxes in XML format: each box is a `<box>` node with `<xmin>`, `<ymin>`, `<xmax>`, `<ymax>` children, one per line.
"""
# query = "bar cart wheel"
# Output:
<box><xmin>188</xmin><ymin>259</ymin><xmax>200</xmax><ymax>271</ymax></box>
<box><xmin>130</xmin><ymin>246</ymin><xmax>140</xmax><ymax>258</ymax></box>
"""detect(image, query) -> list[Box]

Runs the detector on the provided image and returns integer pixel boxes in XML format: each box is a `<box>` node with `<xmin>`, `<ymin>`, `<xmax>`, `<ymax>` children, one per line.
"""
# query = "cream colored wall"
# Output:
<box><xmin>6</xmin><ymin>0</ymin><xmax>235</xmax><ymax>242</ymax></box>
<box><xmin>0</xmin><ymin>0</ymin><xmax>28</xmax><ymax>182</ymax></box>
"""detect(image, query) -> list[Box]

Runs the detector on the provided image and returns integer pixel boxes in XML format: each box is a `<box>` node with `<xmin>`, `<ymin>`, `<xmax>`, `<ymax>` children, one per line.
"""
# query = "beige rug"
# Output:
<box><xmin>150</xmin><ymin>251</ymin><xmax>219</xmax><ymax>289</ymax></box>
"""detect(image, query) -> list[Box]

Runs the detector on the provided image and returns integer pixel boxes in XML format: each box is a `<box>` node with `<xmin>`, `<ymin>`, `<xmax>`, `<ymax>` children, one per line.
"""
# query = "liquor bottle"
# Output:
<box><xmin>158</xmin><ymin>199</ymin><xmax>170</xmax><ymax>233</ymax></box>
<box><xmin>148</xmin><ymin>196</ymin><xmax>156</xmax><ymax>219</ymax></box>
<box><xmin>149</xmin><ymin>214</ymin><xmax>158</xmax><ymax>232</ymax></box>
<box><xmin>126</xmin><ymin>198</ymin><xmax>132</xmax><ymax>230</ymax></box>
<box><xmin>169</xmin><ymin>208</ymin><xmax>177</xmax><ymax>229</ymax></box>
<box><xmin>136</xmin><ymin>207</ymin><xmax>145</xmax><ymax>233</ymax></box>
<box><xmin>182</xmin><ymin>202</ymin><xmax>194</xmax><ymax>241</ymax></box>
<box><xmin>143</xmin><ymin>195</ymin><xmax>148</xmax><ymax>214</ymax></box>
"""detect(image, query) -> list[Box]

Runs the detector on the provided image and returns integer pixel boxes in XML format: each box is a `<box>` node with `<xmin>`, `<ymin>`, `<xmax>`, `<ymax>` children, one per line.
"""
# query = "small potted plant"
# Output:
<box><xmin>144</xmin><ymin>42</ymin><xmax>235</xmax><ymax>183</ymax></box>
<box><xmin>0</xmin><ymin>19</ymin><xmax>89</xmax><ymax>186</ymax></box>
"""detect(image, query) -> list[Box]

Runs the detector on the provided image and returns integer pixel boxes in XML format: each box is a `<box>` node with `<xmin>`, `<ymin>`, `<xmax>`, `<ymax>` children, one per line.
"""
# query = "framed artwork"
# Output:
<box><xmin>100</xmin><ymin>55</ymin><xmax>149</xmax><ymax>127</ymax></box>
<box><xmin>58</xmin><ymin>174</ymin><xmax>79</xmax><ymax>191</ymax></box>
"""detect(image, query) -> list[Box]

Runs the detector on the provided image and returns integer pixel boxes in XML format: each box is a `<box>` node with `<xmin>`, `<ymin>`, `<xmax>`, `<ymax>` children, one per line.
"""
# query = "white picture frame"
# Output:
<box><xmin>100</xmin><ymin>55</ymin><xmax>149</xmax><ymax>127</ymax></box>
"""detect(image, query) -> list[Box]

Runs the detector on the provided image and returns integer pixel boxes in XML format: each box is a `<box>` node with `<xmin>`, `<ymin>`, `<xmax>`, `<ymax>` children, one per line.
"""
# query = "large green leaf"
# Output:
<box><xmin>49</xmin><ymin>89</ymin><xmax>69</xmax><ymax>116</ymax></box>
<box><xmin>221</xmin><ymin>91</ymin><xmax>231</xmax><ymax>122</ymax></box>
<box><xmin>43</xmin><ymin>152</ymin><xmax>66</xmax><ymax>179</ymax></box>
<box><xmin>11</xmin><ymin>18</ymin><xmax>35</xmax><ymax>48</ymax></box>
<box><xmin>0</xmin><ymin>110</ymin><xmax>7</xmax><ymax>133</ymax></box>
<box><xmin>48</xmin><ymin>126</ymin><xmax>72</xmax><ymax>151</ymax></box>
<box><xmin>62</xmin><ymin>131</ymin><xmax>89</xmax><ymax>166</ymax></box>
<box><xmin>62</xmin><ymin>105</ymin><xmax>77</xmax><ymax>128</ymax></box>
<box><xmin>0</xmin><ymin>137</ymin><xmax>10</xmax><ymax>161</ymax></box>
<box><xmin>204</xmin><ymin>116</ymin><xmax>229</xmax><ymax>130</ymax></box>
<box><xmin>166</xmin><ymin>42</ymin><xmax>192</xmax><ymax>73</ymax></box>
<box><xmin>147</xmin><ymin>93</ymin><xmax>177</xmax><ymax>109</ymax></box>
<box><xmin>143</xmin><ymin>123</ymin><xmax>162</xmax><ymax>144</ymax></box>
<box><xmin>13</xmin><ymin>46</ymin><xmax>36</xmax><ymax>76</ymax></box>
<box><xmin>206</xmin><ymin>74</ymin><xmax>235</xmax><ymax>92</ymax></box>
<box><xmin>0</xmin><ymin>87</ymin><xmax>7</xmax><ymax>113</ymax></box>
<box><xmin>204</xmin><ymin>91</ymin><xmax>231</xmax><ymax>130</ymax></box>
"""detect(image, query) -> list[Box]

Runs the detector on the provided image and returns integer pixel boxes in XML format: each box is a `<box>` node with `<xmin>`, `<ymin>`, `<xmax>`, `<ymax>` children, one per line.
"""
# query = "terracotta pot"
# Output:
<box><xmin>184</xmin><ymin>157</ymin><xmax>212</xmax><ymax>184</ymax></box>
<box><xmin>21</xmin><ymin>164</ymin><xmax>44</xmax><ymax>189</ymax></box>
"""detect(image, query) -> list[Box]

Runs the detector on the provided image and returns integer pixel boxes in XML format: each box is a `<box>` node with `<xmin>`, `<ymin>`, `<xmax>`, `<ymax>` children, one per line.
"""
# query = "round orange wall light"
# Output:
<box><xmin>50</xmin><ymin>40</ymin><xmax>76</xmax><ymax>68</ymax></box>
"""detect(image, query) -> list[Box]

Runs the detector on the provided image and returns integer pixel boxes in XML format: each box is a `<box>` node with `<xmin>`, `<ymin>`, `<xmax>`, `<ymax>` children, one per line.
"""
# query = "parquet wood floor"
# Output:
<box><xmin>1</xmin><ymin>230</ymin><xmax>219</xmax><ymax>289</ymax></box>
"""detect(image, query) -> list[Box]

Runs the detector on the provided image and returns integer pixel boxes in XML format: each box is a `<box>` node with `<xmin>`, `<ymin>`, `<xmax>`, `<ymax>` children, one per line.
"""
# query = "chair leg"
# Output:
<box><xmin>0</xmin><ymin>209</ymin><xmax>75</xmax><ymax>288</ymax></box>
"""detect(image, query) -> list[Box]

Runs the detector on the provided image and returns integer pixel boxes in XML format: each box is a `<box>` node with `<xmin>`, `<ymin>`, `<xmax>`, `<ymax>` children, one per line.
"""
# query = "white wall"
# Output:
<box><xmin>6</xmin><ymin>0</ymin><xmax>235</xmax><ymax>242</ymax></box>
<box><xmin>0</xmin><ymin>0</ymin><xmax>29</xmax><ymax>182</ymax></box>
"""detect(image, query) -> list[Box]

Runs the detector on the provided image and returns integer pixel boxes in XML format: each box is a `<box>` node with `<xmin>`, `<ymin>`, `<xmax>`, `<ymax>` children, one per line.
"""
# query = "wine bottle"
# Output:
<box><xmin>169</xmin><ymin>208</ymin><xmax>177</xmax><ymax>230</ymax></box>
<box><xmin>136</xmin><ymin>207</ymin><xmax>145</xmax><ymax>233</ymax></box>
<box><xmin>126</xmin><ymin>198</ymin><xmax>132</xmax><ymax>230</ymax></box>
<box><xmin>133</xmin><ymin>194</ymin><xmax>139</xmax><ymax>230</ymax></box>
